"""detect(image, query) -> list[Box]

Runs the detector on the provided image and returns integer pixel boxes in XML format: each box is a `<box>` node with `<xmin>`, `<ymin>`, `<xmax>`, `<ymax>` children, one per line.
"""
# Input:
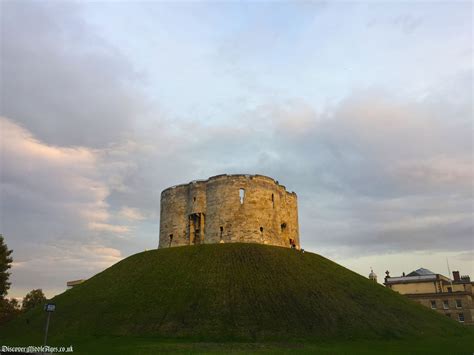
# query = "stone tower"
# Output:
<box><xmin>158</xmin><ymin>174</ymin><xmax>299</xmax><ymax>249</ymax></box>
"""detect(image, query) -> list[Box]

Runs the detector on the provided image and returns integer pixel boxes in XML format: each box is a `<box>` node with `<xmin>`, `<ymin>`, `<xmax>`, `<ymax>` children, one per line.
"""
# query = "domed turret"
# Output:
<box><xmin>369</xmin><ymin>268</ymin><xmax>377</xmax><ymax>283</ymax></box>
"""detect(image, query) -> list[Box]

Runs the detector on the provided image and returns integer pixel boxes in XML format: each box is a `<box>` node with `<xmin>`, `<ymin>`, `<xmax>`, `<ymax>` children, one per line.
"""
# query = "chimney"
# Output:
<box><xmin>452</xmin><ymin>270</ymin><xmax>460</xmax><ymax>281</ymax></box>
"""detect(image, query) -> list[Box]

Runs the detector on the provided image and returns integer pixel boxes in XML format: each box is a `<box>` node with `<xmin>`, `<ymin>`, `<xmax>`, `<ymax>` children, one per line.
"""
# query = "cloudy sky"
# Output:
<box><xmin>1</xmin><ymin>1</ymin><xmax>472</xmax><ymax>298</ymax></box>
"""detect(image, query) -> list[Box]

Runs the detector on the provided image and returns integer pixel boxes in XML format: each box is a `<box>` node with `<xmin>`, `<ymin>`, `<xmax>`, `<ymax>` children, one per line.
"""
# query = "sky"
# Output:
<box><xmin>0</xmin><ymin>1</ymin><xmax>472</xmax><ymax>299</ymax></box>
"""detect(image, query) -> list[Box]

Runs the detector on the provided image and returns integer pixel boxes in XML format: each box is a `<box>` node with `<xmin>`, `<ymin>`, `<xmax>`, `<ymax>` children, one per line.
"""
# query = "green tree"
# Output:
<box><xmin>22</xmin><ymin>289</ymin><xmax>46</xmax><ymax>312</ymax></box>
<box><xmin>0</xmin><ymin>297</ymin><xmax>21</xmax><ymax>324</ymax></box>
<box><xmin>0</xmin><ymin>234</ymin><xmax>13</xmax><ymax>298</ymax></box>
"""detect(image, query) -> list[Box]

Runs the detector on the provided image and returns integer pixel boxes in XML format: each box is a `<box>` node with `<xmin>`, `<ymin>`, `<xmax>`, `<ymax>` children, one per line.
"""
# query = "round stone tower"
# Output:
<box><xmin>159</xmin><ymin>174</ymin><xmax>299</xmax><ymax>249</ymax></box>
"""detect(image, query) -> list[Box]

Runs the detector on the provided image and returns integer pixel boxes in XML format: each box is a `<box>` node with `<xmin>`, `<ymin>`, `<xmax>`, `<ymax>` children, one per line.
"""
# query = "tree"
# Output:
<box><xmin>0</xmin><ymin>234</ymin><xmax>13</xmax><ymax>298</ymax></box>
<box><xmin>0</xmin><ymin>235</ymin><xmax>17</xmax><ymax>325</ymax></box>
<box><xmin>0</xmin><ymin>298</ymin><xmax>21</xmax><ymax>324</ymax></box>
<box><xmin>22</xmin><ymin>289</ymin><xmax>46</xmax><ymax>312</ymax></box>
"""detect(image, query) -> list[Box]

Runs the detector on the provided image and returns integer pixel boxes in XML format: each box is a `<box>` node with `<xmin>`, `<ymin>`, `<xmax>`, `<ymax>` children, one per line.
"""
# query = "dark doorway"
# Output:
<box><xmin>189</xmin><ymin>213</ymin><xmax>205</xmax><ymax>244</ymax></box>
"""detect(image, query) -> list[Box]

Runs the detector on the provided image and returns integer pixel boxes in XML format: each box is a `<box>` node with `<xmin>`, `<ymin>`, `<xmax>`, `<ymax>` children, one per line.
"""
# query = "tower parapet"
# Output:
<box><xmin>159</xmin><ymin>174</ymin><xmax>299</xmax><ymax>249</ymax></box>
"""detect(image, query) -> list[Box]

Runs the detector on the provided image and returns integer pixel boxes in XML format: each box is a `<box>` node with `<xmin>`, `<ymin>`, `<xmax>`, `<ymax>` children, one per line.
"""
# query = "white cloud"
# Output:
<box><xmin>88</xmin><ymin>222</ymin><xmax>131</xmax><ymax>233</ymax></box>
<box><xmin>1</xmin><ymin>1</ymin><xmax>148</xmax><ymax>147</ymax></box>
<box><xmin>389</xmin><ymin>156</ymin><xmax>473</xmax><ymax>187</ymax></box>
<box><xmin>1</xmin><ymin>117</ymin><xmax>113</xmax><ymax>227</ymax></box>
<box><xmin>9</xmin><ymin>241</ymin><xmax>124</xmax><ymax>298</ymax></box>
<box><xmin>119</xmin><ymin>207</ymin><xmax>146</xmax><ymax>221</ymax></box>
<box><xmin>0</xmin><ymin>117</ymin><xmax>133</xmax><ymax>298</ymax></box>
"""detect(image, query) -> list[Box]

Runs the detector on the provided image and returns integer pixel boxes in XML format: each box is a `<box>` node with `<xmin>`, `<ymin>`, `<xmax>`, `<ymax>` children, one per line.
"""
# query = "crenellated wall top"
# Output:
<box><xmin>161</xmin><ymin>174</ymin><xmax>297</xmax><ymax>196</ymax></box>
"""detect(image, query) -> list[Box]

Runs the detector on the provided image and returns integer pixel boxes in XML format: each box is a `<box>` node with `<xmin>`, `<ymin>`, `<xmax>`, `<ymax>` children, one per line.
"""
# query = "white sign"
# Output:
<box><xmin>44</xmin><ymin>303</ymin><xmax>56</xmax><ymax>312</ymax></box>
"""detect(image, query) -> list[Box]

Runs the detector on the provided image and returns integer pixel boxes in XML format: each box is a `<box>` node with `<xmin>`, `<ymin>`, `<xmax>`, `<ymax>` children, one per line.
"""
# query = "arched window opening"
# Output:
<box><xmin>220</xmin><ymin>226</ymin><xmax>224</xmax><ymax>240</ymax></box>
<box><xmin>281</xmin><ymin>223</ymin><xmax>287</xmax><ymax>231</ymax></box>
<box><xmin>271</xmin><ymin>194</ymin><xmax>274</xmax><ymax>208</ymax></box>
<box><xmin>193</xmin><ymin>196</ymin><xmax>196</xmax><ymax>202</ymax></box>
<box><xmin>260</xmin><ymin>226</ymin><xmax>264</xmax><ymax>233</ymax></box>
<box><xmin>239</xmin><ymin>188</ymin><xmax>245</xmax><ymax>204</ymax></box>
<box><xmin>168</xmin><ymin>234</ymin><xmax>173</xmax><ymax>248</ymax></box>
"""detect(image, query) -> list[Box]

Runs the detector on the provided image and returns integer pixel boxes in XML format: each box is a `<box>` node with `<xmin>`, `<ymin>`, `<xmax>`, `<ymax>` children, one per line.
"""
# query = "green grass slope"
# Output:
<box><xmin>1</xmin><ymin>244</ymin><xmax>467</xmax><ymax>343</ymax></box>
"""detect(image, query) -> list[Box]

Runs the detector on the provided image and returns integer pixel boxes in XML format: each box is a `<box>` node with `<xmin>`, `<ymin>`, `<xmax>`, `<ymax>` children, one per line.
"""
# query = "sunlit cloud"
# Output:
<box><xmin>88</xmin><ymin>222</ymin><xmax>131</xmax><ymax>234</ymax></box>
<box><xmin>119</xmin><ymin>207</ymin><xmax>147</xmax><ymax>221</ymax></box>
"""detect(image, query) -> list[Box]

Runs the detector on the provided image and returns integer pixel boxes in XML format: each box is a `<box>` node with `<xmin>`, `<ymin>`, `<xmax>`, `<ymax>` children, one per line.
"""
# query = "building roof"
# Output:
<box><xmin>407</xmin><ymin>268</ymin><xmax>435</xmax><ymax>277</ymax></box>
<box><xmin>66</xmin><ymin>279</ymin><xmax>86</xmax><ymax>287</ymax></box>
<box><xmin>385</xmin><ymin>274</ymin><xmax>437</xmax><ymax>284</ymax></box>
<box><xmin>385</xmin><ymin>267</ymin><xmax>454</xmax><ymax>285</ymax></box>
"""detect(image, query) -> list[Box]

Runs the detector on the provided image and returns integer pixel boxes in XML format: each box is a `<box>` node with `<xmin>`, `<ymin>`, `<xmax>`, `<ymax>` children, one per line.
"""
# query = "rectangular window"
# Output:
<box><xmin>456</xmin><ymin>299</ymin><xmax>462</xmax><ymax>308</ymax></box>
<box><xmin>239</xmin><ymin>188</ymin><xmax>245</xmax><ymax>204</ymax></box>
<box><xmin>447</xmin><ymin>287</ymin><xmax>452</xmax><ymax>293</ymax></box>
<box><xmin>458</xmin><ymin>313</ymin><xmax>464</xmax><ymax>322</ymax></box>
<box><xmin>443</xmin><ymin>300</ymin><xmax>449</xmax><ymax>310</ymax></box>
<box><xmin>430</xmin><ymin>300</ymin><xmax>436</xmax><ymax>309</ymax></box>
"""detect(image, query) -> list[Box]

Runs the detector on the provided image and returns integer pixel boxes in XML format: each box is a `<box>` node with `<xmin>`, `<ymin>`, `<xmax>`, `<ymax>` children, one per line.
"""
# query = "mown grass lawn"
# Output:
<box><xmin>3</xmin><ymin>334</ymin><xmax>473</xmax><ymax>354</ymax></box>
<box><xmin>2</xmin><ymin>244</ymin><xmax>472</xmax><ymax>353</ymax></box>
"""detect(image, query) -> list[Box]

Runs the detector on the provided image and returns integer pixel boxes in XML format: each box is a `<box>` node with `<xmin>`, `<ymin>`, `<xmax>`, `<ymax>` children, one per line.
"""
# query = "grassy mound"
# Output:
<box><xmin>1</xmin><ymin>244</ymin><xmax>466</xmax><ymax>343</ymax></box>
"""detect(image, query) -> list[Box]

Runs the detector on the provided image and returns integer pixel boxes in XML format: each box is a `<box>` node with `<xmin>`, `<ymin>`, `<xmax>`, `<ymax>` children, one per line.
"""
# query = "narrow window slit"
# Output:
<box><xmin>239</xmin><ymin>188</ymin><xmax>245</xmax><ymax>204</ymax></box>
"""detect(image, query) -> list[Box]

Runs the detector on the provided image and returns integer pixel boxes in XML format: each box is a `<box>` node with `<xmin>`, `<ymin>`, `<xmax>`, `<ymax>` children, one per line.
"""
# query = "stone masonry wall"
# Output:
<box><xmin>159</xmin><ymin>174</ymin><xmax>299</xmax><ymax>249</ymax></box>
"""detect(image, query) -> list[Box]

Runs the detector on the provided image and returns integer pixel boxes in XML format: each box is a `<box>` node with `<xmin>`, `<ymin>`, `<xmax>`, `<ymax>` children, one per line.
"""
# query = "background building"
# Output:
<box><xmin>384</xmin><ymin>268</ymin><xmax>473</xmax><ymax>324</ymax></box>
<box><xmin>66</xmin><ymin>279</ymin><xmax>86</xmax><ymax>289</ymax></box>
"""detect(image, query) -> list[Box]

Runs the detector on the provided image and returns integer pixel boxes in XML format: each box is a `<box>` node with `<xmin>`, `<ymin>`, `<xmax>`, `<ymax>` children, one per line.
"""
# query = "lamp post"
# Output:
<box><xmin>43</xmin><ymin>303</ymin><xmax>55</xmax><ymax>350</ymax></box>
